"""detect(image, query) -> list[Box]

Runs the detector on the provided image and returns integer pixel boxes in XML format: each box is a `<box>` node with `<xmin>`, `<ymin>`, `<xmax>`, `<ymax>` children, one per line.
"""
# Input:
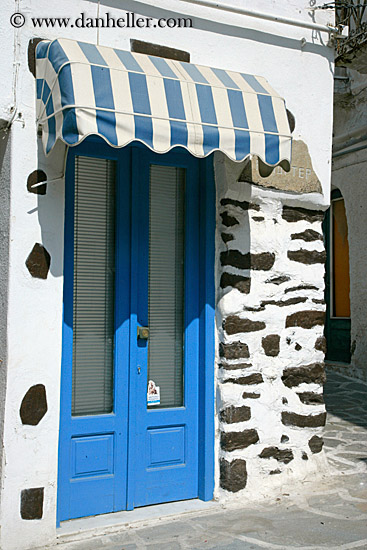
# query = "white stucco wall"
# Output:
<box><xmin>0</xmin><ymin>1</ymin><xmax>334</xmax><ymax>548</ymax></box>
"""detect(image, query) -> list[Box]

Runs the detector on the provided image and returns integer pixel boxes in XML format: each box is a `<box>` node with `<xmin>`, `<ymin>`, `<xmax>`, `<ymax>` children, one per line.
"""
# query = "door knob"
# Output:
<box><xmin>137</xmin><ymin>326</ymin><xmax>149</xmax><ymax>339</ymax></box>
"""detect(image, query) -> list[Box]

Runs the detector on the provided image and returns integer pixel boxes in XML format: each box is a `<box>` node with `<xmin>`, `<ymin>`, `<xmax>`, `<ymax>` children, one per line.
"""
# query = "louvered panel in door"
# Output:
<box><xmin>148</xmin><ymin>165</ymin><xmax>185</xmax><ymax>408</ymax></box>
<box><xmin>72</xmin><ymin>156</ymin><xmax>116</xmax><ymax>416</ymax></box>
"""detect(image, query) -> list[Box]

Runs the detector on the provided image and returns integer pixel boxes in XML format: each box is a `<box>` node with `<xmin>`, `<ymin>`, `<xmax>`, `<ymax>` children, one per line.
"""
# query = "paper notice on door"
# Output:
<box><xmin>147</xmin><ymin>380</ymin><xmax>160</xmax><ymax>406</ymax></box>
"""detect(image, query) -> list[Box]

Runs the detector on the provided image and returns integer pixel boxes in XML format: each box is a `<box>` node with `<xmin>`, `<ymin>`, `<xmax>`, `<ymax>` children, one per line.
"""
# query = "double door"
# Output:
<box><xmin>58</xmin><ymin>140</ymin><xmax>214</xmax><ymax>522</ymax></box>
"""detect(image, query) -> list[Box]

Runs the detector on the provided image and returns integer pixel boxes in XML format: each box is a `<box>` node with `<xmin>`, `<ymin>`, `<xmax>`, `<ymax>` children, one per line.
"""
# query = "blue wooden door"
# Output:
<box><xmin>58</xmin><ymin>140</ymin><xmax>131</xmax><ymax>523</ymax></box>
<box><xmin>127</xmin><ymin>148</ymin><xmax>200</xmax><ymax>507</ymax></box>
<box><xmin>58</xmin><ymin>140</ymin><xmax>213</xmax><ymax>523</ymax></box>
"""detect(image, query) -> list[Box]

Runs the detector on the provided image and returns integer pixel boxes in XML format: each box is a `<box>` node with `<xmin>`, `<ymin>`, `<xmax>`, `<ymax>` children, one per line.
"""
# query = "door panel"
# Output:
<box><xmin>58</xmin><ymin>145</ymin><xmax>131</xmax><ymax>523</ymax></box>
<box><xmin>129</xmin><ymin>148</ymin><xmax>200</xmax><ymax>508</ymax></box>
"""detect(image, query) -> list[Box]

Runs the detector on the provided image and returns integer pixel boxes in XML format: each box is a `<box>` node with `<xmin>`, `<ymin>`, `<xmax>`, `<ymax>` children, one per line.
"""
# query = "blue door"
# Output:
<box><xmin>58</xmin><ymin>139</ymin><xmax>215</xmax><ymax>522</ymax></box>
<box><xmin>127</xmin><ymin>148</ymin><xmax>200</xmax><ymax>507</ymax></box>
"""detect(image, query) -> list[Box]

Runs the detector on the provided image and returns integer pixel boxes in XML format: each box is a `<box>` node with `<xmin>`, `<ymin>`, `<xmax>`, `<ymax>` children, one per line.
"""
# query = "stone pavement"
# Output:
<box><xmin>51</xmin><ymin>369</ymin><xmax>367</xmax><ymax>550</ymax></box>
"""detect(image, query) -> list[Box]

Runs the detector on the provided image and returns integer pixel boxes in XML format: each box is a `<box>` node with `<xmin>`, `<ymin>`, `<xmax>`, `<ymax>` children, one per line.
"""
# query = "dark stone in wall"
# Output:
<box><xmin>130</xmin><ymin>39</ymin><xmax>190</xmax><ymax>62</ymax></box>
<box><xmin>220</xmin><ymin>273</ymin><xmax>251</xmax><ymax>294</ymax></box>
<box><xmin>262</xmin><ymin>334</ymin><xmax>280</xmax><ymax>356</ymax></box>
<box><xmin>295</xmin><ymin>343</ymin><xmax>302</xmax><ymax>351</ymax></box>
<box><xmin>261</xmin><ymin>296</ymin><xmax>307</xmax><ymax>308</ymax></box>
<box><xmin>281</xmin><ymin>434</ymin><xmax>289</xmax><ymax>443</ymax></box>
<box><xmin>224</xmin><ymin>316</ymin><xmax>266</xmax><ymax>335</ymax></box>
<box><xmin>221</xmin><ymin>429</ymin><xmax>259</xmax><ymax>451</ymax></box>
<box><xmin>220</xmin><ymin>250</ymin><xmax>275</xmax><ymax>271</ymax></box>
<box><xmin>287</xmin><ymin>249</ymin><xmax>326</xmax><ymax>265</ymax></box>
<box><xmin>25</xmin><ymin>243</ymin><xmax>51</xmax><ymax>279</ymax></box>
<box><xmin>286</xmin><ymin>109</ymin><xmax>296</xmax><ymax>133</ymax></box>
<box><xmin>286</xmin><ymin>310</ymin><xmax>325</xmax><ymax>329</ymax></box>
<box><xmin>281</xmin><ymin>411</ymin><xmax>327</xmax><ymax>428</ymax></box>
<box><xmin>308</xmin><ymin>435</ymin><xmax>324</xmax><ymax>454</ymax></box>
<box><xmin>269</xmin><ymin>469</ymin><xmax>281</xmax><ymax>475</ymax></box>
<box><xmin>220</xmin><ymin>459</ymin><xmax>247</xmax><ymax>492</ymax></box>
<box><xmin>315</xmin><ymin>336</ymin><xmax>327</xmax><ymax>354</ymax></box>
<box><xmin>282</xmin><ymin>206</ymin><xmax>324</xmax><ymax>224</ymax></box>
<box><xmin>302</xmin><ymin>452</ymin><xmax>309</xmax><ymax>460</ymax></box>
<box><xmin>244</xmin><ymin>305</ymin><xmax>265</xmax><ymax>312</ymax></box>
<box><xmin>285</xmin><ymin>284</ymin><xmax>319</xmax><ymax>294</ymax></box>
<box><xmin>224</xmin><ymin>373</ymin><xmax>264</xmax><ymax>385</ymax></box>
<box><xmin>220</xmin><ymin>362</ymin><xmax>252</xmax><ymax>371</ymax></box>
<box><xmin>242</xmin><ymin>392</ymin><xmax>260</xmax><ymax>399</ymax></box>
<box><xmin>221</xmin><ymin>212</ymin><xmax>239</xmax><ymax>227</ymax></box>
<box><xmin>282</xmin><ymin>397</ymin><xmax>288</xmax><ymax>404</ymax></box>
<box><xmin>20</xmin><ymin>384</ymin><xmax>48</xmax><ymax>426</ymax></box>
<box><xmin>20</xmin><ymin>488</ymin><xmax>44</xmax><ymax>520</ymax></box>
<box><xmin>220</xmin><ymin>198</ymin><xmax>260</xmax><ymax>211</ymax></box>
<box><xmin>252</xmin><ymin>216</ymin><xmax>265</xmax><ymax>222</ymax></box>
<box><xmin>221</xmin><ymin>232</ymin><xmax>234</xmax><ymax>244</ymax></box>
<box><xmin>259</xmin><ymin>446</ymin><xmax>294</xmax><ymax>464</ymax></box>
<box><xmin>282</xmin><ymin>363</ymin><xmax>326</xmax><ymax>387</ymax></box>
<box><xmin>220</xmin><ymin>405</ymin><xmax>251</xmax><ymax>424</ymax></box>
<box><xmin>27</xmin><ymin>170</ymin><xmax>47</xmax><ymax>195</ymax></box>
<box><xmin>313</xmin><ymin>299</ymin><xmax>325</xmax><ymax>304</ymax></box>
<box><xmin>219</xmin><ymin>341</ymin><xmax>249</xmax><ymax>360</ymax></box>
<box><xmin>266</xmin><ymin>275</ymin><xmax>291</xmax><ymax>285</ymax></box>
<box><xmin>297</xmin><ymin>391</ymin><xmax>324</xmax><ymax>405</ymax></box>
<box><xmin>28</xmin><ymin>38</ymin><xmax>45</xmax><ymax>77</ymax></box>
<box><xmin>291</xmin><ymin>229</ymin><xmax>323</xmax><ymax>242</ymax></box>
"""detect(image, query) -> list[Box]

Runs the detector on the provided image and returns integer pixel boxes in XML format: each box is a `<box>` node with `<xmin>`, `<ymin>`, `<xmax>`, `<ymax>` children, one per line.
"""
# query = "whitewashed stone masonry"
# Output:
<box><xmin>214</xmin><ymin>156</ymin><xmax>328</xmax><ymax>497</ymax></box>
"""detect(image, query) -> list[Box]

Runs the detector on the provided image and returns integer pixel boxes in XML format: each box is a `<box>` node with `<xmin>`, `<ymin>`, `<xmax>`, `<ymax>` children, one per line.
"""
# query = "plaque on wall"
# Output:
<box><xmin>239</xmin><ymin>140</ymin><xmax>322</xmax><ymax>194</ymax></box>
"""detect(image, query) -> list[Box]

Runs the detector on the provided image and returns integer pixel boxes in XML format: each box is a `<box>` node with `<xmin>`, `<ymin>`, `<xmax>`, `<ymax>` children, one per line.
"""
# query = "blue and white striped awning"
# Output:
<box><xmin>36</xmin><ymin>38</ymin><xmax>292</xmax><ymax>167</ymax></box>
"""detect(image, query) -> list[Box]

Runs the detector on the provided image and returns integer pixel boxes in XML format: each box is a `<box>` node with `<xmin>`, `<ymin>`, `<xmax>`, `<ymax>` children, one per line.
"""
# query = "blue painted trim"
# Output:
<box><xmin>126</xmin><ymin>146</ymin><xmax>146</xmax><ymax>510</ymax></box>
<box><xmin>57</xmin><ymin>148</ymin><xmax>75</xmax><ymax>526</ymax></box>
<box><xmin>198</xmin><ymin>155</ymin><xmax>215</xmax><ymax>501</ymax></box>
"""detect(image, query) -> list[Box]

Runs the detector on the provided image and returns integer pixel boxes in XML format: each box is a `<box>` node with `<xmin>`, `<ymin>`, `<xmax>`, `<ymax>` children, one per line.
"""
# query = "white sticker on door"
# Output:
<box><xmin>147</xmin><ymin>380</ymin><xmax>160</xmax><ymax>406</ymax></box>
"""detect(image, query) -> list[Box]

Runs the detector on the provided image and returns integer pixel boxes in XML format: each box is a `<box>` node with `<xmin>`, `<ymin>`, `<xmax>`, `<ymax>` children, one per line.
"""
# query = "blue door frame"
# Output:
<box><xmin>57</xmin><ymin>138</ymin><xmax>215</xmax><ymax>524</ymax></box>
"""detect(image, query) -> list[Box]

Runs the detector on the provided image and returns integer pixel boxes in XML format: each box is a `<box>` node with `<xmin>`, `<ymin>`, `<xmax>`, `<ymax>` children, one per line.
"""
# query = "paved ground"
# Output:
<box><xmin>52</xmin><ymin>369</ymin><xmax>367</xmax><ymax>550</ymax></box>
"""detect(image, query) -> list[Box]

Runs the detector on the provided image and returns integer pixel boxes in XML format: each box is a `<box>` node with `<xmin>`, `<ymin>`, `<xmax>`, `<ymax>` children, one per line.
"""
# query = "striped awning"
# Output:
<box><xmin>36</xmin><ymin>38</ymin><xmax>292</xmax><ymax>167</ymax></box>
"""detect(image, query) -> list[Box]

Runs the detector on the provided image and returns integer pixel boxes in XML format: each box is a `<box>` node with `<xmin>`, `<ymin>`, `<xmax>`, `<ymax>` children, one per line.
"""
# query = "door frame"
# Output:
<box><xmin>324</xmin><ymin>188</ymin><xmax>351</xmax><ymax>363</ymax></box>
<box><xmin>57</xmin><ymin>138</ymin><xmax>215</xmax><ymax>524</ymax></box>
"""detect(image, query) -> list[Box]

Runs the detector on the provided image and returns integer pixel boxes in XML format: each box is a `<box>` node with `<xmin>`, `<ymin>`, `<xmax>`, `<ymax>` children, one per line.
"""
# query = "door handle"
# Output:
<box><xmin>137</xmin><ymin>326</ymin><xmax>149</xmax><ymax>340</ymax></box>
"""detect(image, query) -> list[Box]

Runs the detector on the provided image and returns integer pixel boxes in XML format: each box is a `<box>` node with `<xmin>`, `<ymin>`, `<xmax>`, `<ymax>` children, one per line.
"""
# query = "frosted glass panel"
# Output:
<box><xmin>72</xmin><ymin>156</ymin><xmax>116</xmax><ymax>416</ymax></box>
<box><xmin>148</xmin><ymin>165</ymin><xmax>185</xmax><ymax>408</ymax></box>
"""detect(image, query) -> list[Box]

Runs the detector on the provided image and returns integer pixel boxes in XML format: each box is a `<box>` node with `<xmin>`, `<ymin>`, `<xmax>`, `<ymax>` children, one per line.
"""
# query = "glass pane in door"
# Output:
<box><xmin>72</xmin><ymin>156</ymin><xmax>116</xmax><ymax>416</ymax></box>
<box><xmin>147</xmin><ymin>165</ymin><xmax>185</xmax><ymax>408</ymax></box>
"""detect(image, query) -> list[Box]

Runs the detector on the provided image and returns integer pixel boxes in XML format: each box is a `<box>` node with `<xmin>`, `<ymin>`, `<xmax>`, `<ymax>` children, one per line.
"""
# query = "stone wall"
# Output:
<box><xmin>215</xmin><ymin>155</ymin><xmax>328</xmax><ymax>498</ymax></box>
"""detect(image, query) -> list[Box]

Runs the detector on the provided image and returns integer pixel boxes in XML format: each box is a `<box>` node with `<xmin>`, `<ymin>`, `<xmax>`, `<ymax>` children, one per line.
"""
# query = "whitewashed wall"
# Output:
<box><xmin>0</xmin><ymin>0</ymin><xmax>334</xmax><ymax>548</ymax></box>
<box><xmin>214</xmin><ymin>155</ymin><xmax>329</xmax><ymax>500</ymax></box>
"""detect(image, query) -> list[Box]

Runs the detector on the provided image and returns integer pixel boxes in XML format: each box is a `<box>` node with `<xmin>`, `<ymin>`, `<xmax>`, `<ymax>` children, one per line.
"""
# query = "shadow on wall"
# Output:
<box><xmin>88</xmin><ymin>0</ymin><xmax>332</xmax><ymax>57</ymax></box>
<box><xmin>0</xmin><ymin>129</ymin><xmax>11</xmax><ymax>508</ymax></box>
<box><xmin>33</xmin><ymin>137</ymin><xmax>66</xmax><ymax>278</ymax></box>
